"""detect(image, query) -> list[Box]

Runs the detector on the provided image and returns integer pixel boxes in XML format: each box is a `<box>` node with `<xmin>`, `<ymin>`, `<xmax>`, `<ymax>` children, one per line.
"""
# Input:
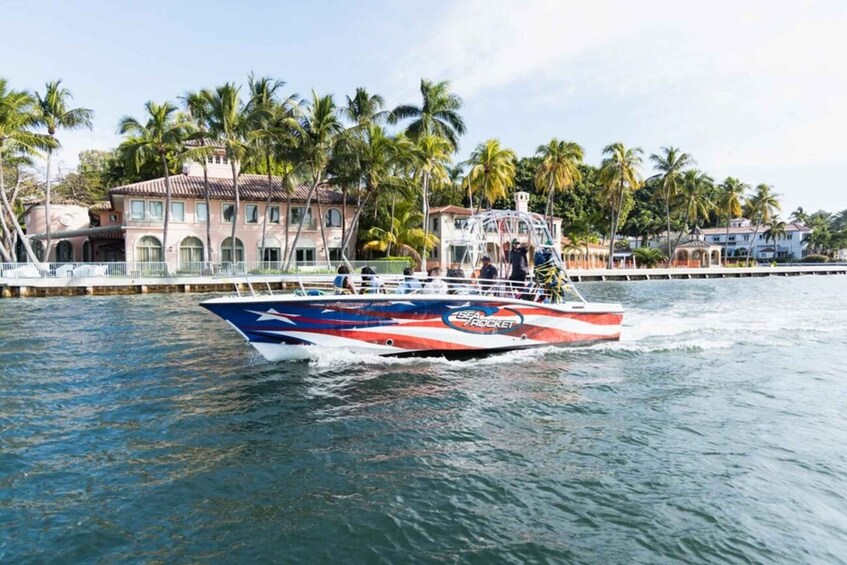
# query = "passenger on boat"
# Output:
<box><xmin>509</xmin><ymin>239</ymin><xmax>529</xmax><ymax>279</ymax></box>
<box><xmin>398</xmin><ymin>267</ymin><xmax>422</xmax><ymax>294</ymax></box>
<box><xmin>446</xmin><ymin>265</ymin><xmax>469</xmax><ymax>294</ymax></box>
<box><xmin>422</xmin><ymin>267</ymin><xmax>449</xmax><ymax>294</ymax></box>
<box><xmin>333</xmin><ymin>265</ymin><xmax>357</xmax><ymax>294</ymax></box>
<box><xmin>360</xmin><ymin>266</ymin><xmax>385</xmax><ymax>294</ymax></box>
<box><xmin>478</xmin><ymin>255</ymin><xmax>498</xmax><ymax>293</ymax></box>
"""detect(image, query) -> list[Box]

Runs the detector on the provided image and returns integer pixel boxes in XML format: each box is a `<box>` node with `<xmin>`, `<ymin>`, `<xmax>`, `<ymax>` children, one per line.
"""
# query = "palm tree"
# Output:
<box><xmin>335</xmin><ymin>126</ymin><xmax>409</xmax><ymax>260</ymax></box>
<box><xmin>790</xmin><ymin>206</ymin><xmax>809</xmax><ymax>225</ymax></box>
<box><xmin>535</xmin><ymin>139</ymin><xmax>584</xmax><ymax>229</ymax></box>
<box><xmin>465</xmin><ymin>139</ymin><xmax>517</xmax><ymax>212</ymax></box>
<box><xmin>389</xmin><ymin>79</ymin><xmax>466</xmax><ymax>151</ymax></box>
<box><xmin>363</xmin><ymin>200</ymin><xmax>438</xmax><ymax>267</ymax></box>
<box><xmin>34</xmin><ymin>80</ymin><xmax>93</xmax><ymax>260</ymax></box>
<box><xmin>669</xmin><ymin>170</ymin><xmax>715</xmax><ymax>263</ymax></box>
<box><xmin>764</xmin><ymin>219</ymin><xmax>787</xmax><ymax>260</ymax></box>
<box><xmin>205</xmin><ymin>83</ymin><xmax>267</xmax><ymax>266</ymax></box>
<box><xmin>247</xmin><ymin>75</ymin><xmax>300</xmax><ymax>264</ymax></box>
<box><xmin>344</xmin><ymin>87</ymin><xmax>386</xmax><ymax>128</ymax></box>
<box><xmin>180</xmin><ymin>89</ymin><xmax>215</xmax><ymax>265</ymax></box>
<box><xmin>649</xmin><ymin>146</ymin><xmax>693</xmax><ymax>262</ymax></box>
<box><xmin>0</xmin><ymin>79</ymin><xmax>57</xmax><ymax>265</ymax></box>
<box><xmin>632</xmin><ymin>246</ymin><xmax>666</xmax><ymax>268</ymax></box>
<box><xmin>118</xmin><ymin>101</ymin><xmax>187</xmax><ymax>272</ymax></box>
<box><xmin>744</xmin><ymin>183</ymin><xmax>781</xmax><ymax>264</ymax></box>
<box><xmin>285</xmin><ymin>92</ymin><xmax>342</xmax><ymax>268</ymax></box>
<box><xmin>414</xmin><ymin>134</ymin><xmax>452</xmax><ymax>266</ymax></box>
<box><xmin>676</xmin><ymin>170</ymin><xmax>715</xmax><ymax>230</ymax></box>
<box><xmin>717</xmin><ymin>177</ymin><xmax>748</xmax><ymax>265</ymax></box>
<box><xmin>832</xmin><ymin>209</ymin><xmax>847</xmax><ymax>231</ymax></box>
<box><xmin>600</xmin><ymin>143</ymin><xmax>643</xmax><ymax>268</ymax></box>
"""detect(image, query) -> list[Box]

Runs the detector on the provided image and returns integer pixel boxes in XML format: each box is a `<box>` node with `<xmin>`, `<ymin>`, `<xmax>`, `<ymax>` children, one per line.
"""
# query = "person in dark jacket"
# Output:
<box><xmin>478</xmin><ymin>255</ymin><xmax>498</xmax><ymax>291</ymax></box>
<box><xmin>508</xmin><ymin>239</ymin><xmax>529</xmax><ymax>281</ymax></box>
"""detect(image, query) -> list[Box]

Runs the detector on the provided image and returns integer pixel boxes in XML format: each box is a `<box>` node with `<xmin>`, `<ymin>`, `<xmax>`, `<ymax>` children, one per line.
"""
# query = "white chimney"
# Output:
<box><xmin>514</xmin><ymin>191</ymin><xmax>529</xmax><ymax>213</ymax></box>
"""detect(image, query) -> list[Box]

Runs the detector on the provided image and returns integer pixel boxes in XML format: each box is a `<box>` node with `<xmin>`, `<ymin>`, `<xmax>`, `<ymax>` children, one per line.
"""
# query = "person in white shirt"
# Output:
<box><xmin>398</xmin><ymin>267</ymin><xmax>422</xmax><ymax>294</ymax></box>
<box><xmin>360</xmin><ymin>266</ymin><xmax>385</xmax><ymax>294</ymax></box>
<box><xmin>422</xmin><ymin>267</ymin><xmax>449</xmax><ymax>294</ymax></box>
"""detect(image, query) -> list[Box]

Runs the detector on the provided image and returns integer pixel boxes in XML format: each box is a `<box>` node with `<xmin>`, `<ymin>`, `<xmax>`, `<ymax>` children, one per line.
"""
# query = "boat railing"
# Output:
<box><xmin>235</xmin><ymin>273</ymin><xmax>586</xmax><ymax>304</ymax></box>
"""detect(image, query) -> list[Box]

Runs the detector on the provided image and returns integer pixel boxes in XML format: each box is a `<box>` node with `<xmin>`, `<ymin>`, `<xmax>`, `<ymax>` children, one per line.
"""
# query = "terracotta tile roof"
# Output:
<box><xmin>109</xmin><ymin>174</ymin><xmax>346</xmax><ymax>204</ymax></box>
<box><xmin>430</xmin><ymin>205</ymin><xmax>474</xmax><ymax>216</ymax></box>
<box><xmin>88</xmin><ymin>200</ymin><xmax>114</xmax><ymax>211</ymax></box>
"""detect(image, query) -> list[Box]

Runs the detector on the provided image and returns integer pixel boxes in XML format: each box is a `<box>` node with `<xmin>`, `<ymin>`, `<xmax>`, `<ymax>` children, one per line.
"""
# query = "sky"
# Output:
<box><xmin>3</xmin><ymin>0</ymin><xmax>846</xmax><ymax>214</ymax></box>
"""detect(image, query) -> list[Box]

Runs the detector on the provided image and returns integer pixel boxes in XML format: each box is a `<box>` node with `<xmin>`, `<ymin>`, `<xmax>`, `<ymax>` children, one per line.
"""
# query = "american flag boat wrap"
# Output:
<box><xmin>201</xmin><ymin>209</ymin><xmax>624</xmax><ymax>360</ymax></box>
<box><xmin>201</xmin><ymin>294</ymin><xmax>623</xmax><ymax>360</ymax></box>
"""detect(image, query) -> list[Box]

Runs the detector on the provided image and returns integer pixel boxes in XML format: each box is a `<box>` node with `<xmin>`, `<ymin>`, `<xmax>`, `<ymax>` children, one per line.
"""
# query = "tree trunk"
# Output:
<box><xmin>665</xmin><ymin>191</ymin><xmax>672</xmax><ymax>265</ymax></box>
<box><xmin>0</xmin><ymin>157</ymin><xmax>42</xmax><ymax>266</ymax></box>
<box><xmin>160</xmin><ymin>153</ymin><xmax>172</xmax><ymax>275</ymax></box>
<box><xmin>260</xmin><ymin>153</ymin><xmax>273</xmax><ymax>265</ymax></box>
<box><xmin>284</xmin><ymin>189</ymin><xmax>292</xmax><ymax>266</ymax></box>
<box><xmin>315</xmin><ymin>180</ymin><xmax>330</xmax><ymax>267</ymax></box>
<box><xmin>388</xmin><ymin>192</ymin><xmax>396</xmax><ymax>257</ymax></box>
<box><xmin>45</xmin><ymin>147</ymin><xmax>53</xmax><ymax>261</ymax></box>
<box><xmin>420</xmin><ymin>172</ymin><xmax>429</xmax><ymax>267</ymax></box>
<box><xmin>475</xmin><ymin>177</ymin><xmax>485</xmax><ymax>214</ymax></box>
<box><xmin>230</xmin><ymin>160</ymin><xmax>239</xmax><ymax>267</ymax></box>
<box><xmin>341</xmin><ymin>185</ymin><xmax>347</xmax><ymax>258</ymax></box>
<box><xmin>671</xmin><ymin>209</ymin><xmax>692</xmax><ymax>266</ymax></box>
<box><xmin>545</xmin><ymin>177</ymin><xmax>555</xmax><ymax>230</ymax></box>
<box><xmin>285</xmin><ymin>176</ymin><xmax>321</xmax><ymax>270</ymax></box>
<box><xmin>724</xmin><ymin>215</ymin><xmax>730</xmax><ymax>266</ymax></box>
<box><xmin>0</xmin><ymin>201</ymin><xmax>15</xmax><ymax>261</ymax></box>
<box><xmin>203</xmin><ymin>163</ymin><xmax>212</xmax><ymax>267</ymax></box>
<box><xmin>746</xmin><ymin>218</ymin><xmax>761</xmax><ymax>266</ymax></box>
<box><xmin>607</xmin><ymin>202</ymin><xmax>616</xmax><ymax>269</ymax></box>
<box><xmin>607</xmin><ymin>178</ymin><xmax>625</xmax><ymax>269</ymax></box>
<box><xmin>339</xmin><ymin>188</ymin><xmax>376</xmax><ymax>260</ymax></box>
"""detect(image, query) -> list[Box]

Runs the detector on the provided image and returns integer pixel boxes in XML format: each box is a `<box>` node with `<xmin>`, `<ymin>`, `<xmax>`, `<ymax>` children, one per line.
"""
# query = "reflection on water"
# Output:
<box><xmin>2</xmin><ymin>277</ymin><xmax>847</xmax><ymax>562</ymax></box>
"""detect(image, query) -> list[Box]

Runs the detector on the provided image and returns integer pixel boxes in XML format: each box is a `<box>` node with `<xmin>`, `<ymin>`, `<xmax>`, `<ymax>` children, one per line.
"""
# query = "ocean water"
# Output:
<box><xmin>1</xmin><ymin>276</ymin><xmax>847</xmax><ymax>563</ymax></box>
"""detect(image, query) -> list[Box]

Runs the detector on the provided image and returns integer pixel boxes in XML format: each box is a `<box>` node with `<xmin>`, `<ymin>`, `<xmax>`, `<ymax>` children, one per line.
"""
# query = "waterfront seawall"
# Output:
<box><xmin>1</xmin><ymin>265</ymin><xmax>845</xmax><ymax>298</ymax></box>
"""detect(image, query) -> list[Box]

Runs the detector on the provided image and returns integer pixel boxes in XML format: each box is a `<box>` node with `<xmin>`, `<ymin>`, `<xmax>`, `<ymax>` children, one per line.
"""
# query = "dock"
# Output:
<box><xmin>566</xmin><ymin>264</ymin><xmax>847</xmax><ymax>282</ymax></box>
<box><xmin>1</xmin><ymin>264</ymin><xmax>845</xmax><ymax>299</ymax></box>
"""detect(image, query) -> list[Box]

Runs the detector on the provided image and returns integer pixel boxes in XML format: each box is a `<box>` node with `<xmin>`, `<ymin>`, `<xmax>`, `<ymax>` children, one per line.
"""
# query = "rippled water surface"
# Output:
<box><xmin>2</xmin><ymin>277</ymin><xmax>847</xmax><ymax>563</ymax></box>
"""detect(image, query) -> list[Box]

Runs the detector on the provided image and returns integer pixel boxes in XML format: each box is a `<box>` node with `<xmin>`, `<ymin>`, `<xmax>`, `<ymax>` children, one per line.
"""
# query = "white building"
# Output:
<box><xmin>427</xmin><ymin>192</ymin><xmax>563</xmax><ymax>271</ymax></box>
<box><xmin>699</xmin><ymin>218</ymin><xmax>811</xmax><ymax>260</ymax></box>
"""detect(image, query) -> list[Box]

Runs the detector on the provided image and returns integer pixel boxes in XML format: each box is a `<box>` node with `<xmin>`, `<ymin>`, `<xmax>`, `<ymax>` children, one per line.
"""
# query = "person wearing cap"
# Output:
<box><xmin>397</xmin><ymin>266</ymin><xmax>422</xmax><ymax>294</ymax></box>
<box><xmin>478</xmin><ymin>255</ymin><xmax>498</xmax><ymax>292</ymax></box>
<box><xmin>508</xmin><ymin>238</ymin><xmax>529</xmax><ymax>282</ymax></box>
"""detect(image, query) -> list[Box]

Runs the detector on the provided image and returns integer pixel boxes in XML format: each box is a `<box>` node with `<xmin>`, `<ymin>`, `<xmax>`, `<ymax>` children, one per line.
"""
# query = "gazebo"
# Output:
<box><xmin>673</xmin><ymin>227</ymin><xmax>722</xmax><ymax>267</ymax></box>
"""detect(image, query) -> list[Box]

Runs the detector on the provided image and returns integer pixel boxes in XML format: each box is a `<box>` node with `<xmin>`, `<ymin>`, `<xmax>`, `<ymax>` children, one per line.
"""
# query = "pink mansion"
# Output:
<box><xmin>23</xmin><ymin>147</ymin><xmax>358</xmax><ymax>268</ymax></box>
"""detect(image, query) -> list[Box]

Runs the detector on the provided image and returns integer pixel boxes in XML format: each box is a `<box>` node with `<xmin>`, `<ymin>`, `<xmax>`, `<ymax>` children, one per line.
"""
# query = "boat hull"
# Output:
<box><xmin>201</xmin><ymin>294</ymin><xmax>623</xmax><ymax>360</ymax></box>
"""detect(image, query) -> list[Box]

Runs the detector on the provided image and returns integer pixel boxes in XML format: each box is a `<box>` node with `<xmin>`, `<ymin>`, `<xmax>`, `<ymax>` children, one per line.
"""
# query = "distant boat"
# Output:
<box><xmin>201</xmin><ymin>210</ymin><xmax>623</xmax><ymax>360</ymax></box>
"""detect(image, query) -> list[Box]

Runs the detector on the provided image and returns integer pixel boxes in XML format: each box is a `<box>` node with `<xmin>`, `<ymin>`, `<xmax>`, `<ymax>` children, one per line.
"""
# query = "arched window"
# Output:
<box><xmin>56</xmin><ymin>240</ymin><xmax>74</xmax><ymax>262</ymax></box>
<box><xmin>179</xmin><ymin>237</ymin><xmax>204</xmax><ymax>267</ymax></box>
<box><xmin>136</xmin><ymin>235</ymin><xmax>163</xmax><ymax>262</ymax></box>
<box><xmin>325</xmin><ymin>208</ymin><xmax>342</xmax><ymax>228</ymax></box>
<box><xmin>220</xmin><ymin>237</ymin><xmax>244</xmax><ymax>263</ymax></box>
<box><xmin>82</xmin><ymin>241</ymin><xmax>92</xmax><ymax>262</ymax></box>
<box><xmin>28</xmin><ymin>240</ymin><xmax>46</xmax><ymax>262</ymax></box>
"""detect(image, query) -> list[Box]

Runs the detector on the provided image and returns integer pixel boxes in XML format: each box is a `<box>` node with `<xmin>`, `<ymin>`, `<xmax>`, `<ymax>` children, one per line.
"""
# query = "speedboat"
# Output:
<box><xmin>201</xmin><ymin>210</ymin><xmax>623</xmax><ymax>360</ymax></box>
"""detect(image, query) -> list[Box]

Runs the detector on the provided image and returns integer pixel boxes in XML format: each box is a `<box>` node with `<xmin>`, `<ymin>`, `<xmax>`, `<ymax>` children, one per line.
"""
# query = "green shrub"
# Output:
<box><xmin>801</xmin><ymin>254</ymin><xmax>828</xmax><ymax>263</ymax></box>
<box><xmin>632</xmin><ymin>247</ymin><xmax>667</xmax><ymax>268</ymax></box>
